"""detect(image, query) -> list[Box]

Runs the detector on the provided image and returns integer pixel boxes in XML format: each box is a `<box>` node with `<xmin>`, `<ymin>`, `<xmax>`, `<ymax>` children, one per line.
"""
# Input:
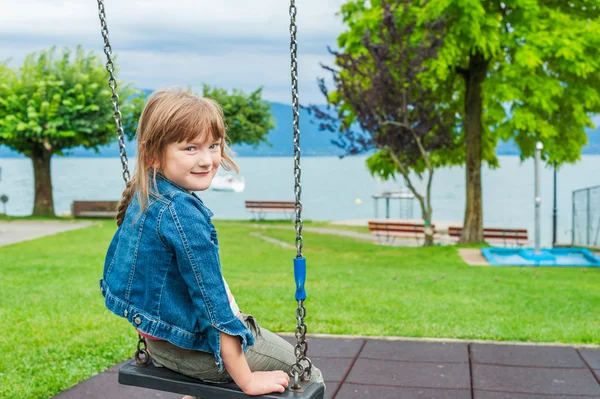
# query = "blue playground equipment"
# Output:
<box><xmin>482</xmin><ymin>247</ymin><xmax>600</xmax><ymax>266</ymax></box>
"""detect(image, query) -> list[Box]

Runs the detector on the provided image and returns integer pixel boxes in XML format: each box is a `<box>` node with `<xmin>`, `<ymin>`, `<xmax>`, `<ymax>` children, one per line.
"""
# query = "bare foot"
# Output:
<box><xmin>182</xmin><ymin>396</ymin><xmax>196</xmax><ymax>399</ymax></box>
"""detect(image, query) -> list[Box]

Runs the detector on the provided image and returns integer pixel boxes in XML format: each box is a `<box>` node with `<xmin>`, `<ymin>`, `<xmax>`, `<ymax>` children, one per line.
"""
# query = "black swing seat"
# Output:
<box><xmin>119</xmin><ymin>359</ymin><xmax>325</xmax><ymax>399</ymax></box>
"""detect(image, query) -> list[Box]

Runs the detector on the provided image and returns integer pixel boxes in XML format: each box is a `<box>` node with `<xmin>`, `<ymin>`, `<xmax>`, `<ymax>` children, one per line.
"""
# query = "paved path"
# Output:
<box><xmin>0</xmin><ymin>220</ymin><xmax>95</xmax><ymax>247</ymax></box>
<box><xmin>53</xmin><ymin>336</ymin><xmax>600</xmax><ymax>399</ymax></box>
<box><xmin>458</xmin><ymin>248</ymin><xmax>490</xmax><ymax>266</ymax></box>
<box><xmin>245</xmin><ymin>223</ymin><xmax>375</xmax><ymax>242</ymax></box>
<box><xmin>248</xmin><ymin>224</ymin><xmax>427</xmax><ymax>247</ymax></box>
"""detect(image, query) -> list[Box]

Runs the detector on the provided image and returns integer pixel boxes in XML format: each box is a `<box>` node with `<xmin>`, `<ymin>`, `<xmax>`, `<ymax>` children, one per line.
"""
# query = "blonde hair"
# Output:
<box><xmin>116</xmin><ymin>89</ymin><xmax>238</xmax><ymax>226</ymax></box>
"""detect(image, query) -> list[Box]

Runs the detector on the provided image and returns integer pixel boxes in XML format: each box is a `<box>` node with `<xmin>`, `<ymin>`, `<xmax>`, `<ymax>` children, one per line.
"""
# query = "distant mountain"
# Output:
<box><xmin>496</xmin><ymin>127</ymin><xmax>600</xmax><ymax>155</ymax></box>
<box><xmin>1</xmin><ymin>97</ymin><xmax>599</xmax><ymax>157</ymax></box>
<box><xmin>232</xmin><ymin>102</ymin><xmax>344</xmax><ymax>157</ymax></box>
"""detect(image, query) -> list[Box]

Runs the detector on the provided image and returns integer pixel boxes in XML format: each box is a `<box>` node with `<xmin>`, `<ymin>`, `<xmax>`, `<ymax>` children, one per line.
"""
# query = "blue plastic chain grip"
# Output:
<box><xmin>294</xmin><ymin>257</ymin><xmax>307</xmax><ymax>301</ymax></box>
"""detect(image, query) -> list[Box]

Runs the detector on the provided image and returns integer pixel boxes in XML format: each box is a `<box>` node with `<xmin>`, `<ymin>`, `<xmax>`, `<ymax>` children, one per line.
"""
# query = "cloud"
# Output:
<box><xmin>0</xmin><ymin>0</ymin><xmax>346</xmax><ymax>103</ymax></box>
<box><xmin>115</xmin><ymin>49</ymin><xmax>334</xmax><ymax>103</ymax></box>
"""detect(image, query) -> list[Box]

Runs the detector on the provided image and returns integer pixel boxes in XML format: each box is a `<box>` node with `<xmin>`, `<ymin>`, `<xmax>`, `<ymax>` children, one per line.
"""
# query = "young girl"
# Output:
<box><xmin>101</xmin><ymin>89</ymin><xmax>323</xmax><ymax>397</ymax></box>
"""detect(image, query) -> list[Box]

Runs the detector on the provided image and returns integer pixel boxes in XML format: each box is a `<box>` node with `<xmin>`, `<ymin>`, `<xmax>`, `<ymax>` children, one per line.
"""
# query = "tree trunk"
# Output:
<box><xmin>389</xmin><ymin>152</ymin><xmax>435</xmax><ymax>247</ymax></box>
<box><xmin>423</xmin><ymin>211</ymin><xmax>434</xmax><ymax>246</ymax></box>
<box><xmin>412</xmin><ymin>188</ymin><xmax>434</xmax><ymax>247</ymax></box>
<box><xmin>460</xmin><ymin>51</ymin><xmax>487</xmax><ymax>244</ymax></box>
<box><xmin>410</xmin><ymin>186</ymin><xmax>434</xmax><ymax>246</ymax></box>
<box><xmin>424</xmin><ymin>164</ymin><xmax>434</xmax><ymax>247</ymax></box>
<box><xmin>388</xmin><ymin>149</ymin><xmax>434</xmax><ymax>247</ymax></box>
<box><xmin>30</xmin><ymin>147</ymin><xmax>55</xmax><ymax>217</ymax></box>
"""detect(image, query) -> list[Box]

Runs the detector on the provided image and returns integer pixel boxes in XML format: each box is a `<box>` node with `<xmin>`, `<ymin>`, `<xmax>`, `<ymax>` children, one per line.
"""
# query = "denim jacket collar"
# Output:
<box><xmin>154</xmin><ymin>172</ymin><xmax>214</xmax><ymax>218</ymax></box>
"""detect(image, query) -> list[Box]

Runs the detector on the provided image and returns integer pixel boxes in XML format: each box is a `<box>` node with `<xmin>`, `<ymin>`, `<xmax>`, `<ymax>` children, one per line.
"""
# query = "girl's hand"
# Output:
<box><xmin>241</xmin><ymin>370</ymin><xmax>290</xmax><ymax>396</ymax></box>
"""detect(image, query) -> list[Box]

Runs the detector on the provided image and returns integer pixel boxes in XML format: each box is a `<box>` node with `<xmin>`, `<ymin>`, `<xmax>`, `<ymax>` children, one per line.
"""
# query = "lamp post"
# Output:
<box><xmin>552</xmin><ymin>161</ymin><xmax>557</xmax><ymax>247</ymax></box>
<box><xmin>0</xmin><ymin>195</ymin><xmax>7</xmax><ymax>215</ymax></box>
<box><xmin>534</xmin><ymin>142</ymin><xmax>542</xmax><ymax>254</ymax></box>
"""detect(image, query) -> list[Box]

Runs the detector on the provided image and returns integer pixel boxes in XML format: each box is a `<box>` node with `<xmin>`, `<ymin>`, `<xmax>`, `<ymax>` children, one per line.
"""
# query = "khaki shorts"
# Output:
<box><xmin>146</xmin><ymin>313</ymin><xmax>324</xmax><ymax>386</ymax></box>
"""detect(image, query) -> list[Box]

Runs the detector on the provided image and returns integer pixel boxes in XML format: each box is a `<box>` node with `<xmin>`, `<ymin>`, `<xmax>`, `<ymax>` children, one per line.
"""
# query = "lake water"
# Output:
<box><xmin>0</xmin><ymin>155</ymin><xmax>599</xmax><ymax>247</ymax></box>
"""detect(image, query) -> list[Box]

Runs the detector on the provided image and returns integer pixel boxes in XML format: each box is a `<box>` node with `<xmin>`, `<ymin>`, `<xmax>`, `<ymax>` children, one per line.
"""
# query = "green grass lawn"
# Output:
<box><xmin>2</xmin><ymin>220</ymin><xmax>600</xmax><ymax>398</ymax></box>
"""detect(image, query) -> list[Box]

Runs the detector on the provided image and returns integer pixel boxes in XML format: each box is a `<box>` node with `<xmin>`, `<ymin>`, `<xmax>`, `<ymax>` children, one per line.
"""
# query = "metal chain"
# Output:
<box><xmin>135</xmin><ymin>334</ymin><xmax>150</xmax><ymax>366</ymax></box>
<box><xmin>292</xmin><ymin>300</ymin><xmax>312</xmax><ymax>384</ymax></box>
<box><xmin>97</xmin><ymin>1</ymin><xmax>146</xmax><ymax>365</ymax></box>
<box><xmin>290</xmin><ymin>0</ymin><xmax>303</xmax><ymax>258</ymax></box>
<box><xmin>97</xmin><ymin>0</ymin><xmax>131</xmax><ymax>184</ymax></box>
<box><xmin>289</xmin><ymin>0</ymin><xmax>312</xmax><ymax>388</ymax></box>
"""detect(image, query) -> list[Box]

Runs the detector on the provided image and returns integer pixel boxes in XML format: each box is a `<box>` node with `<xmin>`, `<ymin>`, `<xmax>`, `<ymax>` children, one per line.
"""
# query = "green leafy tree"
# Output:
<box><xmin>201</xmin><ymin>85</ymin><xmax>275</xmax><ymax>147</ymax></box>
<box><xmin>0</xmin><ymin>46</ymin><xmax>144</xmax><ymax>216</ymax></box>
<box><xmin>339</xmin><ymin>0</ymin><xmax>600</xmax><ymax>243</ymax></box>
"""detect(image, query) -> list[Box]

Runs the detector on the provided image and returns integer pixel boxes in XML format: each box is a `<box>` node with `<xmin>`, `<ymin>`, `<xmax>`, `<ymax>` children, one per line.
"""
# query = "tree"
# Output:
<box><xmin>0</xmin><ymin>46</ymin><xmax>144</xmax><ymax>217</ymax></box>
<box><xmin>201</xmin><ymin>85</ymin><xmax>275</xmax><ymax>147</ymax></box>
<box><xmin>339</xmin><ymin>0</ymin><xmax>600</xmax><ymax>243</ymax></box>
<box><xmin>311</xmin><ymin>0</ymin><xmax>460</xmax><ymax>246</ymax></box>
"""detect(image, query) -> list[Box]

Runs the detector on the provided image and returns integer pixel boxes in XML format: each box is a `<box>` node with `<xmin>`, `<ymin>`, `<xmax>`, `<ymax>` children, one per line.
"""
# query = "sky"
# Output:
<box><xmin>0</xmin><ymin>0</ymin><xmax>347</xmax><ymax>104</ymax></box>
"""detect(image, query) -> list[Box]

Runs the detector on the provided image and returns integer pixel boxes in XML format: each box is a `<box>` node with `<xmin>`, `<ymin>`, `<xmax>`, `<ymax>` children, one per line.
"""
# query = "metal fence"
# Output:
<box><xmin>572</xmin><ymin>185</ymin><xmax>600</xmax><ymax>247</ymax></box>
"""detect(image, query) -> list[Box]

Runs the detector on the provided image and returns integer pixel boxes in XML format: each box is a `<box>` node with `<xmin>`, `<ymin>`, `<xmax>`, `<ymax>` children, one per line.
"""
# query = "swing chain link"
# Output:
<box><xmin>289</xmin><ymin>0</ymin><xmax>311</xmax><ymax>388</ymax></box>
<box><xmin>134</xmin><ymin>334</ymin><xmax>150</xmax><ymax>366</ymax></box>
<box><xmin>97</xmin><ymin>0</ymin><xmax>131</xmax><ymax>184</ymax></box>
<box><xmin>290</xmin><ymin>0</ymin><xmax>303</xmax><ymax>259</ymax></box>
<box><xmin>291</xmin><ymin>300</ymin><xmax>312</xmax><ymax>386</ymax></box>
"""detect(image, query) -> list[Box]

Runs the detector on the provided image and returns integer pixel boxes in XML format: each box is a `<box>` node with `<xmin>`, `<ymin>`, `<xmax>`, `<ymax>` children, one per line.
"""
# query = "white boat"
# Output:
<box><xmin>211</xmin><ymin>175</ymin><xmax>246</xmax><ymax>193</ymax></box>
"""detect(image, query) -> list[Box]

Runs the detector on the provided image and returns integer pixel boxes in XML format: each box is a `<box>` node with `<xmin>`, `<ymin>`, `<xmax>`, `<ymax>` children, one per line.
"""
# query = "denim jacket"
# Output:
<box><xmin>100</xmin><ymin>173</ymin><xmax>254</xmax><ymax>371</ymax></box>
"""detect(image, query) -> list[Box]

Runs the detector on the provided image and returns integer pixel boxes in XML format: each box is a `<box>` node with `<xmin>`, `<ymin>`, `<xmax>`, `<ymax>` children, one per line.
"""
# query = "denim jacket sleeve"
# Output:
<box><xmin>160</xmin><ymin>192</ymin><xmax>254</xmax><ymax>370</ymax></box>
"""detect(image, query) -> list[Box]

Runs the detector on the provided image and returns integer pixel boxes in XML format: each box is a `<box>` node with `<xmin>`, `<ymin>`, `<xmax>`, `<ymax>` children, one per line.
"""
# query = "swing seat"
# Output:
<box><xmin>119</xmin><ymin>359</ymin><xmax>325</xmax><ymax>399</ymax></box>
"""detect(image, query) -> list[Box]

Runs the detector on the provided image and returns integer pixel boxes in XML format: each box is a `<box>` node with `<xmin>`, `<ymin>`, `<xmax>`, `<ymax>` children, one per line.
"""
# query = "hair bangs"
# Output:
<box><xmin>175</xmin><ymin>99</ymin><xmax>225</xmax><ymax>146</ymax></box>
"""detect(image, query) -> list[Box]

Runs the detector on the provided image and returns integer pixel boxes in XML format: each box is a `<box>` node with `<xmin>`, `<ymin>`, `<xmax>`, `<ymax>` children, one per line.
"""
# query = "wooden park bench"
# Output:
<box><xmin>245</xmin><ymin>200</ymin><xmax>297</xmax><ymax>220</ymax></box>
<box><xmin>72</xmin><ymin>200</ymin><xmax>118</xmax><ymax>219</ymax></box>
<box><xmin>368</xmin><ymin>220</ymin><xmax>437</xmax><ymax>245</ymax></box>
<box><xmin>448</xmin><ymin>226</ymin><xmax>529</xmax><ymax>247</ymax></box>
